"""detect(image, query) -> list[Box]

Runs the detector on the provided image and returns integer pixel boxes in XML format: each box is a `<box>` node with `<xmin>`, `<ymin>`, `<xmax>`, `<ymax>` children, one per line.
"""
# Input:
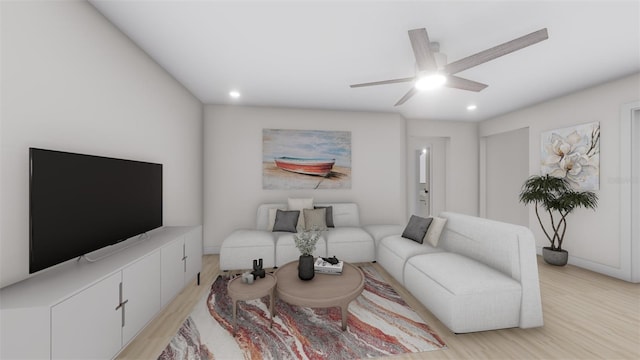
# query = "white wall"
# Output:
<box><xmin>203</xmin><ymin>105</ymin><xmax>406</xmax><ymax>253</ymax></box>
<box><xmin>0</xmin><ymin>1</ymin><xmax>203</xmax><ymax>288</ymax></box>
<box><xmin>479</xmin><ymin>73</ymin><xmax>640</xmax><ymax>280</ymax></box>
<box><xmin>483</xmin><ymin>127</ymin><xmax>529</xmax><ymax>226</ymax></box>
<box><xmin>406</xmin><ymin>120</ymin><xmax>479</xmax><ymax>216</ymax></box>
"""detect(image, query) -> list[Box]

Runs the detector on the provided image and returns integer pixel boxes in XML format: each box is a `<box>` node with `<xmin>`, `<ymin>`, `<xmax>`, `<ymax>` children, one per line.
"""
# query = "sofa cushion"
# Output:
<box><xmin>272</xmin><ymin>209</ymin><xmax>299</xmax><ymax>233</ymax></box>
<box><xmin>324</xmin><ymin>227</ymin><xmax>375</xmax><ymax>262</ymax></box>
<box><xmin>380</xmin><ymin>235</ymin><xmax>441</xmax><ymax>260</ymax></box>
<box><xmin>407</xmin><ymin>252</ymin><xmax>521</xmax><ymax>295</ymax></box>
<box><xmin>288</xmin><ymin>197</ymin><xmax>314</xmax><ymax>230</ymax></box>
<box><xmin>314</xmin><ymin>205</ymin><xmax>335</xmax><ymax>227</ymax></box>
<box><xmin>425</xmin><ymin>216</ymin><xmax>447</xmax><ymax>247</ymax></box>
<box><xmin>316</xmin><ymin>203</ymin><xmax>360</xmax><ymax>227</ymax></box>
<box><xmin>219</xmin><ymin>230</ymin><xmax>276</xmax><ymax>270</ymax></box>
<box><xmin>303</xmin><ymin>208</ymin><xmax>327</xmax><ymax>230</ymax></box>
<box><xmin>376</xmin><ymin>235</ymin><xmax>442</xmax><ymax>284</ymax></box>
<box><xmin>401</xmin><ymin>215</ymin><xmax>433</xmax><ymax>244</ymax></box>
<box><xmin>404</xmin><ymin>252</ymin><xmax>522</xmax><ymax>333</ymax></box>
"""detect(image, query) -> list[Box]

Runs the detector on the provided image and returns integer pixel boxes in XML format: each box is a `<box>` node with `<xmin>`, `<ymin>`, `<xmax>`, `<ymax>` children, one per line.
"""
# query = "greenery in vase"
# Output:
<box><xmin>519</xmin><ymin>174</ymin><xmax>598</xmax><ymax>251</ymax></box>
<box><xmin>294</xmin><ymin>227</ymin><xmax>321</xmax><ymax>256</ymax></box>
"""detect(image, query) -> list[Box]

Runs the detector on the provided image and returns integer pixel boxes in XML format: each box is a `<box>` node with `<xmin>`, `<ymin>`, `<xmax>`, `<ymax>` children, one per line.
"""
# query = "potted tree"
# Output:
<box><xmin>519</xmin><ymin>174</ymin><xmax>598</xmax><ymax>266</ymax></box>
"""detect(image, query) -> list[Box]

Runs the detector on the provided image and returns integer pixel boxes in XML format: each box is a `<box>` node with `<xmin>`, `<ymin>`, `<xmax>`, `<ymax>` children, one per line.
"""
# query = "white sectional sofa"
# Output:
<box><xmin>220</xmin><ymin>203</ymin><xmax>543</xmax><ymax>333</ymax></box>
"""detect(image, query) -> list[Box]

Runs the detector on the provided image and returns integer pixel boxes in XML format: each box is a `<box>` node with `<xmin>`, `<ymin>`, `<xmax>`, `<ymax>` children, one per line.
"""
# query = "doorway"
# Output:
<box><xmin>620</xmin><ymin>102</ymin><xmax>640</xmax><ymax>282</ymax></box>
<box><xmin>415</xmin><ymin>148</ymin><xmax>431</xmax><ymax>217</ymax></box>
<box><xmin>407</xmin><ymin>137</ymin><xmax>447</xmax><ymax>219</ymax></box>
<box><xmin>632</xmin><ymin>108</ymin><xmax>640</xmax><ymax>282</ymax></box>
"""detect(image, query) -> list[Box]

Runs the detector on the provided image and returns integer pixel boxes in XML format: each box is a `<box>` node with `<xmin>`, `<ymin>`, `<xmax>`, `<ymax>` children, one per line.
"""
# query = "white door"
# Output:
<box><xmin>51</xmin><ymin>272</ymin><xmax>122</xmax><ymax>360</ymax></box>
<box><xmin>122</xmin><ymin>251</ymin><xmax>161</xmax><ymax>344</ymax></box>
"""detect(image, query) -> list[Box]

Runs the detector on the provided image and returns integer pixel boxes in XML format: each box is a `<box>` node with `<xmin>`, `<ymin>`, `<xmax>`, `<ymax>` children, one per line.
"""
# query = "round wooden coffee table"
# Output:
<box><xmin>227</xmin><ymin>273</ymin><xmax>277</xmax><ymax>335</ymax></box>
<box><xmin>274</xmin><ymin>261</ymin><xmax>364</xmax><ymax>331</ymax></box>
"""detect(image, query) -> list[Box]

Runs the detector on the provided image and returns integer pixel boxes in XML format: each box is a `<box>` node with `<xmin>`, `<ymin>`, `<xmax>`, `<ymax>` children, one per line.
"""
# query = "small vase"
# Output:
<box><xmin>298</xmin><ymin>254</ymin><xmax>315</xmax><ymax>281</ymax></box>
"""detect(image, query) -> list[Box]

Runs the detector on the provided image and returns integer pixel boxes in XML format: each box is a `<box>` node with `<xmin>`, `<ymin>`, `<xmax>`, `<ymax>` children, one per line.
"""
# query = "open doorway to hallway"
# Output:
<box><xmin>407</xmin><ymin>137</ymin><xmax>448</xmax><ymax>219</ymax></box>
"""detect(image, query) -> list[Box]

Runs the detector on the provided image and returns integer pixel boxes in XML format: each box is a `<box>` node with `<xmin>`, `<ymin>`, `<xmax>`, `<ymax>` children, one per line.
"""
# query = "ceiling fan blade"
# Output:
<box><xmin>445</xmin><ymin>28</ymin><xmax>548</xmax><ymax>75</ymax></box>
<box><xmin>394</xmin><ymin>87</ymin><xmax>418</xmax><ymax>106</ymax></box>
<box><xmin>350</xmin><ymin>76</ymin><xmax>415</xmax><ymax>88</ymax></box>
<box><xmin>408</xmin><ymin>28</ymin><xmax>438</xmax><ymax>72</ymax></box>
<box><xmin>445</xmin><ymin>75</ymin><xmax>488</xmax><ymax>92</ymax></box>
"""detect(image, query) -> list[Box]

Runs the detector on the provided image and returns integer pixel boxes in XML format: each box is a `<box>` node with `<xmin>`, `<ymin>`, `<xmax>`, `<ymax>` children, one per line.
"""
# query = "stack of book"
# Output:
<box><xmin>314</xmin><ymin>258</ymin><xmax>344</xmax><ymax>275</ymax></box>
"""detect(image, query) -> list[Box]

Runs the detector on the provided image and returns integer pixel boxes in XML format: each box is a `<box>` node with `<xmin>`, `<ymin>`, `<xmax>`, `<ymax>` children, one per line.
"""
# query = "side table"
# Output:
<box><xmin>227</xmin><ymin>273</ymin><xmax>277</xmax><ymax>335</ymax></box>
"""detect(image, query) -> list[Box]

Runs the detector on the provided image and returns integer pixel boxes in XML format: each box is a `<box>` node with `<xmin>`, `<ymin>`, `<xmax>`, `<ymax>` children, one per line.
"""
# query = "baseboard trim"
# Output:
<box><xmin>536</xmin><ymin>246</ymin><xmax>632</xmax><ymax>282</ymax></box>
<box><xmin>204</xmin><ymin>245</ymin><xmax>220</xmax><ymax>255</ymax></box>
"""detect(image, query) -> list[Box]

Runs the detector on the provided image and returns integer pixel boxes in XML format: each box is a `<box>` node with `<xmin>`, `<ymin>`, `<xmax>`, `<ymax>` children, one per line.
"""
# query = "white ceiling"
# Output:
<box><xmin>89</xmin><ymin>0</ymin><xmax>640</xmax><ymax>121</ymax></box>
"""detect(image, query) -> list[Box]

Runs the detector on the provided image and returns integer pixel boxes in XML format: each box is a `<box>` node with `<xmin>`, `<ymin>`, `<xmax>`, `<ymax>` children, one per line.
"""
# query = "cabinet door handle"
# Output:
<box><xmin>116</xmin><ymin>298</ymin><xmax>129</xmax><ymax>311</ymax></box>
<box><xmin>121</xmin><ymin>299</ymin><xmax>128</xmax><ymax>327</ymax></box>
<box><xmin>116</xmin><ymin>282</ymin><xmax>124</xmax><ymax>310</ymax></box>
<box><xmin>115</xmin><ymin>282</ymin><xmax>128</xmax><ymax>327</ymax></box>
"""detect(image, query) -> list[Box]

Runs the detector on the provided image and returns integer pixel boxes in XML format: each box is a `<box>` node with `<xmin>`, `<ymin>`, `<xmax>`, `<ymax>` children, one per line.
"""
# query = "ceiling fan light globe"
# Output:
<box><xmin>415</xmin><ymin>73</ymin><xmax>447</xmax><ymax>91</ymax></box>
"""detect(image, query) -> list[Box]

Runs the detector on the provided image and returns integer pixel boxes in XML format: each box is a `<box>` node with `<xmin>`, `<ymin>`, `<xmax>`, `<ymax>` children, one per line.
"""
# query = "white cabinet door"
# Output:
<box><xmin>122</xmin><ymin>251</ymin><xmax>161</xmax><ymax>344</ymax></box>
<box><xmin>185</xmin><ymin>226</ymin><xmax>203</xmax><ymax>284</ymax></box>
<box><xmin>51</xmin><ymin>272</ymin><xmax>122</xmax><ymax>360</ymax></box>
<box><xmin>161</xmin><ymin>239</ymin><xmax>185</xmax><ymax>307</ymax></box>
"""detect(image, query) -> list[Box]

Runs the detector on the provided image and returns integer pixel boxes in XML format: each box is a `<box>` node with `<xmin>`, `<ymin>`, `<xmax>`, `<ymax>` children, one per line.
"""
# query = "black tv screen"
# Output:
<box><xmin>29</xmin><ymin>148</ymin><xmax>162</xmax><ymax>273</ymax></box>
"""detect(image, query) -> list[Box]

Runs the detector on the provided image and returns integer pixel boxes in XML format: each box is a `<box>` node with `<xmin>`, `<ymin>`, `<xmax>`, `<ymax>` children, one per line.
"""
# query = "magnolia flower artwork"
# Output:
<box><xmin>541</xmin><ymin>122</ymin><xmax>600</xmax><ymax>190</ymax></box>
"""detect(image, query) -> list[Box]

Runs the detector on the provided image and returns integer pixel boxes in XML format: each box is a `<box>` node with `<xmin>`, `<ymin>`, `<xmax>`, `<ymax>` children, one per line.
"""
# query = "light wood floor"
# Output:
<box><xmin>117</xmin><ymin>255</ymin><xmax>640</xmax><ymax>360</ymax></box>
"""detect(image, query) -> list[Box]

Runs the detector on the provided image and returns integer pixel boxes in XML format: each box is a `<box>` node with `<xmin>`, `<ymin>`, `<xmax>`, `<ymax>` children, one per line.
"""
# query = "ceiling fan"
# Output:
<box><xmin>350</xmin><ymin>27</ymin><xmax>549</xmax><ymax>106</ymax></box>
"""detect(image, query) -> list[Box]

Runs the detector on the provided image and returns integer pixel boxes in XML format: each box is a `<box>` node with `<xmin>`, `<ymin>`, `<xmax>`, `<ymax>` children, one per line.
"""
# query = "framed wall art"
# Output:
<box><xmin>262</xmin><ymin>129</ymin><xmax>351</xmax><ymax>190</ymax></box>
<box><xmin>541</xmin><ymin>121</ymin><xmax>600</xmax><ymax>190</ymax></box>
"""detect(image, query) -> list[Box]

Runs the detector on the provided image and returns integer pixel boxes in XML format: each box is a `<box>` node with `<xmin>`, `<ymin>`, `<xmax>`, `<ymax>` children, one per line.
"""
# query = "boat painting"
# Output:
<box><xmin>274</xmin><ymin>157</ymin><xmax>336</xmax><ymax>177</ymax></box>
<box><xmin>263</xmin><ymin>129</ymin><xmax>351</xmax><ymax>190</ymax></box>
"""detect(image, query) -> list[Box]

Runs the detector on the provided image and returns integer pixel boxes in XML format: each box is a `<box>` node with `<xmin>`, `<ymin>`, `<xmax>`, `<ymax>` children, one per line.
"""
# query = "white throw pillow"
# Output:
<box><xmin>288</xmin><ymin>198</ymin><xmax>314</xmax><ymax>230</ymax></box>
<box><xmin>424</xmin><ymin>216</ymin><xmax>447</xmax><ymax>247</ymax></box>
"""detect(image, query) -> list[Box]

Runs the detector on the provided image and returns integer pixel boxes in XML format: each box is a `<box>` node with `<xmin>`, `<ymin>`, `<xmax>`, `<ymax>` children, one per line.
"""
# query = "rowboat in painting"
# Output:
<box><xmin>274</xmin><ymin>157</ymin><xmax>335</xmax><ymax>177</ymax></box>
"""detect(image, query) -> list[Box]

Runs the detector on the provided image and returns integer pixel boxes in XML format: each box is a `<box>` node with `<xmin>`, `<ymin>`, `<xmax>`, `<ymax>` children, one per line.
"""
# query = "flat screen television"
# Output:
<box><xmin>29</xmin><ymin>148</ymin><xmax>162</xmax><ymax>273</ymax></box>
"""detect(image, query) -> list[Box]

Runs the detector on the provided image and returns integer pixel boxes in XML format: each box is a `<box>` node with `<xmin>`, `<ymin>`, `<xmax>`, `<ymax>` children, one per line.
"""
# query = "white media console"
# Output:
<box><xmin>0</xmin><ymin>225</ymin><xmax>202</xmax><ymax>360</ymax></box>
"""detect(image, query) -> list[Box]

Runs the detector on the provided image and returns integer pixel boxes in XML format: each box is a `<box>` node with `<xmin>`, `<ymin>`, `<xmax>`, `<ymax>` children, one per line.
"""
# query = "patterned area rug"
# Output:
<box><xmin>158</xmin><ymin>266</ymin><xmax>446</xmax><ymax>360</ymax></box>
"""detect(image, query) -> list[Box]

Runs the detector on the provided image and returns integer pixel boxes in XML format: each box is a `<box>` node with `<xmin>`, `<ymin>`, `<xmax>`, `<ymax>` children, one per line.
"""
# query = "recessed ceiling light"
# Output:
<box><xmin>229</xmin><ymin>90</ymin><xmax>241</xmax><ymax>98</ymax></box>
<box><xmin>467</xmin><ymin>104</ymin><xmax>477</xmax><ymax>111</ymax></box>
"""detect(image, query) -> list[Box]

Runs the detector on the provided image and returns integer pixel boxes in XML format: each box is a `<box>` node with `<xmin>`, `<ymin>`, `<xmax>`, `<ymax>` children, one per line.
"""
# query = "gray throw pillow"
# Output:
<box><xmin>314</xmin><ymin>205</ymin><xmax>335</xmax><ymax>228</ymax></box>
<box><xmin>401</xmin><ymin>215</ymin><xmax>433</xmax><ymax>244</ymax></box>
<box><xmin>273</xmin><ymin>209</ymin><xmax>300</xmax><ymax>233</ymax></box>
<box><xmin>304</xmin><ymin>208</ymin><xmax>327</xmax><ymax>231</ymax></box>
